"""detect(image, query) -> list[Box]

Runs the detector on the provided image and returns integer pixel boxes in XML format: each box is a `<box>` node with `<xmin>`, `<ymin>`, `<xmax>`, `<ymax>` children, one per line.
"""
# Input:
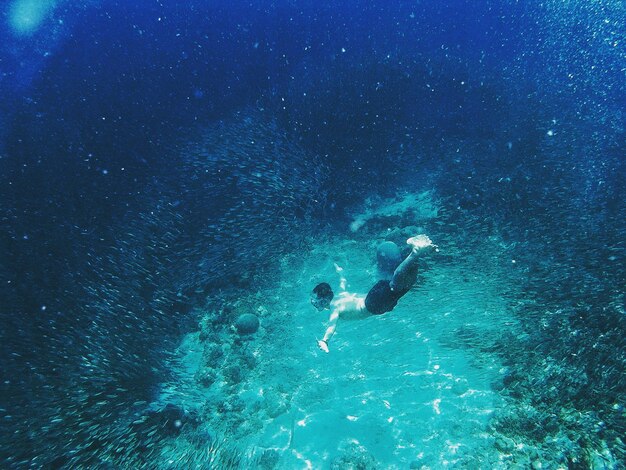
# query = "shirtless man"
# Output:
<box><xmin>312</xmin><ymin>235</ymin><xmax>437</xmax><ymax>353</ymax></box>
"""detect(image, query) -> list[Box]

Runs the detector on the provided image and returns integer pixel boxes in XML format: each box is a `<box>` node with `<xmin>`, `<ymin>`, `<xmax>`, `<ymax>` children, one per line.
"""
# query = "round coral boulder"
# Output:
<box><xmin>376</xmin><ymin>240</ymin><xmax>402</xmax><ymax>275</ymax></box>
<box><xmin>234</xmin><ymin>313</ymin><xmax>260</xmax><ymax>335</ymax></box>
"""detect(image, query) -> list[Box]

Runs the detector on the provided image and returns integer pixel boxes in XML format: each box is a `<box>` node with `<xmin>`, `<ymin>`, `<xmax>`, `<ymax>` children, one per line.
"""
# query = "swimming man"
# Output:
<box><xmin>312</xmin><ymin>234</ymin><xmax>437</xmax><ymax>353</ymax></box>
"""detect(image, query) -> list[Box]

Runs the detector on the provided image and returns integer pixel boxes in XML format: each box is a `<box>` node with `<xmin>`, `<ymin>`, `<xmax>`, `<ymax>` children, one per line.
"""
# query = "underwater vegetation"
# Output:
<box><xmin>0</xmin><ymin>0</ymin><xmax>624</xmax><ymax>467</ymax></box>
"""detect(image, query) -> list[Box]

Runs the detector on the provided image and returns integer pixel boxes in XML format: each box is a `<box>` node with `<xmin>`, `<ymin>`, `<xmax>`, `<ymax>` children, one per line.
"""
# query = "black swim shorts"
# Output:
<box><xmin>364</xmin><ymin>280</ymin><xmax>409</xmax><ymax>315</ymax></box>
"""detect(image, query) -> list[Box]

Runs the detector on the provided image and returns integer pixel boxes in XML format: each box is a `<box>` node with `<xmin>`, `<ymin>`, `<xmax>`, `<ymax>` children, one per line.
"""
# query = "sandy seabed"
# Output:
<box><xmin>153</xmin><ymin>190</ymin><xmax>542</xmax><ymax>468</ymax></box>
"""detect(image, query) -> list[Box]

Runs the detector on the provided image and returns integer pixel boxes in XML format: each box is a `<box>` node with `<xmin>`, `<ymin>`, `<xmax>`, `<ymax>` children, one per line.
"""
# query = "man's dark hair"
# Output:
<box><xmin>311</xmin><ymin>282</ymin><xmax>334</xmax><ymax>311</ymax></box>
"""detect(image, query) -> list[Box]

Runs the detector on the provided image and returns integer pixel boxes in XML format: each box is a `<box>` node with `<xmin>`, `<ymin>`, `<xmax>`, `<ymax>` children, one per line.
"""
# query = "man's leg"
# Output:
<box><xmin>390</xmin><ymin>235</ymin><xmax>436</xmax><ymax>292</ymax></box>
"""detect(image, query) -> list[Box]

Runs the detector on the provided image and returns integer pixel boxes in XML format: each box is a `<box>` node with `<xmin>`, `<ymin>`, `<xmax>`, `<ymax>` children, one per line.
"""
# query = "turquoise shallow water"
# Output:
<box><xmin>157</xmin><ymin>191</ymin><xmax>535</xmax><ymax>468</ymax></box>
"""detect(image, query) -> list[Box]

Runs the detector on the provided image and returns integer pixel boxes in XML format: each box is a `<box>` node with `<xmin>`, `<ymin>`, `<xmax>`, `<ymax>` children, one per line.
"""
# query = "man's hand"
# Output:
<box><xmin>317</xmin><ymin>339</ymin><xmax>329</xmax><ymax>353</ymax></box>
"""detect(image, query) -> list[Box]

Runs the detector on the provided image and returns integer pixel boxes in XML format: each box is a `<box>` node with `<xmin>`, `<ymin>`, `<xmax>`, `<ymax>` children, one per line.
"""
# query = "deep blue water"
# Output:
<box><xmin>1</xmin><ymin>0</ymin><xmax>624</xmax><ymax>467</ymax></box>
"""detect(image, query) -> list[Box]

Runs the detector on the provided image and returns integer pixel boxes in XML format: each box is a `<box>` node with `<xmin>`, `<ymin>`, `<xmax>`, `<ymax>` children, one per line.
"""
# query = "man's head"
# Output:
<box><xmin>311</xmin><ymin>282</ymin><xmax>334</xmax><ymax>311</ymax></box>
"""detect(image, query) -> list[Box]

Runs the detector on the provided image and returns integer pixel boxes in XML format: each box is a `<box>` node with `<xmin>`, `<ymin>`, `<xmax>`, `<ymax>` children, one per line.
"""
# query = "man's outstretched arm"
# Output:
<box><xmin>317</xmin><ymin>309</ymin><xmax>340</xmax><ymax>353</ymax></box>
<box><xmin>317</xmin><ymin>292</ymin><xmax>366</xmax><ymax>353</ymax></box>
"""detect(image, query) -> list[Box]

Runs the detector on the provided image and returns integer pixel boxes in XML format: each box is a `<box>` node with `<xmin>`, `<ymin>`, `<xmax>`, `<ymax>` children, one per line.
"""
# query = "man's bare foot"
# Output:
<box><xmin>407</xmin><ymin>234</ymin><xmax>438</xmax><ymax>252</ymax></box>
